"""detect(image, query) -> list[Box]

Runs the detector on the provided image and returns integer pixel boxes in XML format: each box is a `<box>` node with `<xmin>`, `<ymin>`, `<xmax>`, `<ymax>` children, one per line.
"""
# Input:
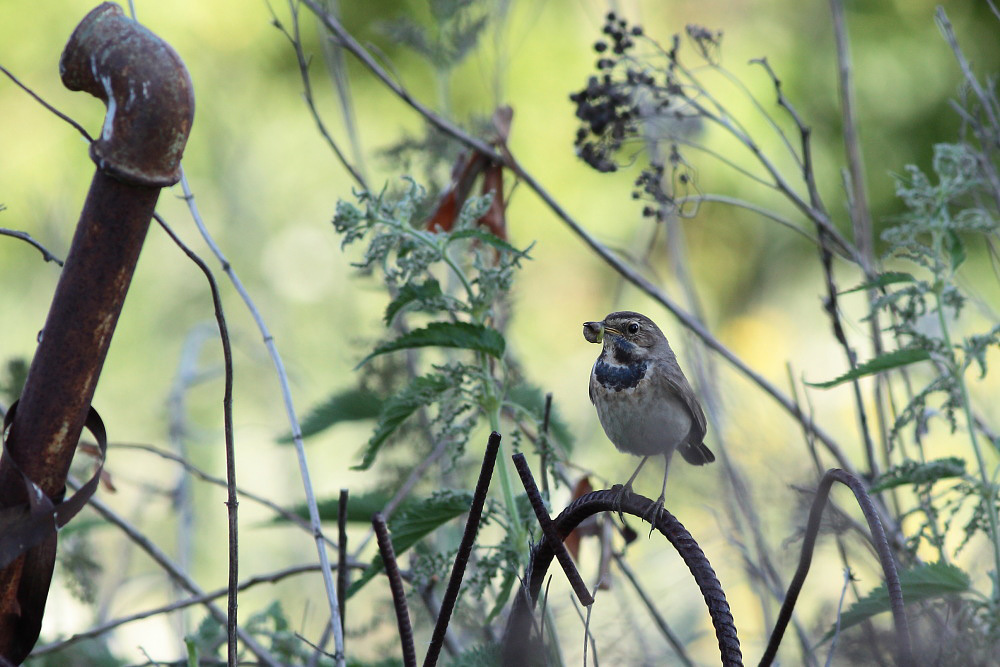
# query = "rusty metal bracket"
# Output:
<box><xmin>0</xmin><ymin>3</ymin><xmax>193</xmax><ymax>662</ymax></box>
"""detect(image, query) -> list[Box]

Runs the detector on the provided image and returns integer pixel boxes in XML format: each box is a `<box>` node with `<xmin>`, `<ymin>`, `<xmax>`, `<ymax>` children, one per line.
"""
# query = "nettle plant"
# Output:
<box><xmin>871</xmin><ymin>143</ymin><xmax>1000</xmax><ymax>569</ymax></box>
<box><xmin>306</xmin><ymin>179</ymin><xmax>567</xmax><ymax>623</ymax></box>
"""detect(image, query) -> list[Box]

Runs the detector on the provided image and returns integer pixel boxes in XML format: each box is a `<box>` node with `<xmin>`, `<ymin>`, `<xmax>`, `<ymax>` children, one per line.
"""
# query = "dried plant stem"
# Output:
<box><xmin>75</xmin><ymin>485</ymin><xmax>281</xmax><ymax>667</ymax></box>
<box><xmin>0</xmin><ymin>228</ymin><xmax>64</xmax><ymax>266</ymax></box>
<box><xmin>178</xmin><ymin>170</ymin><xmax>346</xmax><ymax>666</ymax></box>
<box><xmin>0</xmin><ymin>64</ymin><xmax>93</xmax><ymax>143</ymax></box>
<box><xmin>153</xmin><ymin>213</ymin><xmax>240</xmax><ymax>666</ymax></box>
<box><xmin>274</xmin><ymin>0</ymin><xmax>367</xmax><ymax>190</ymax></box>
<box><xmin>612</xmin><ymin>552</ymin><xmax>694</xmax><ymax>667</ymax></box>
<box><xmin>31</xmin><ymin>563</ymin><xmax>326</xmax><ymax>658</ymax></box>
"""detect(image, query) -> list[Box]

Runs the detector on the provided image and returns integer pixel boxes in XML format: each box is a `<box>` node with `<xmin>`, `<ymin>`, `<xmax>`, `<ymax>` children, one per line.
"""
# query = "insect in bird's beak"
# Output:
<box><xmin>583</xmin><ymin>321</ymin><xmax>604</xmax><ymax>343</ymax></box>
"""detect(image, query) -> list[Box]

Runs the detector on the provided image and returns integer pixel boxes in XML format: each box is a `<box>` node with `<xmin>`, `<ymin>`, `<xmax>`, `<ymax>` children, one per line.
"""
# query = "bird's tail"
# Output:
<box><xmin>679</xmin><ymin>442</ymin><xmax>715</xmax><ymax>465</ymax></box>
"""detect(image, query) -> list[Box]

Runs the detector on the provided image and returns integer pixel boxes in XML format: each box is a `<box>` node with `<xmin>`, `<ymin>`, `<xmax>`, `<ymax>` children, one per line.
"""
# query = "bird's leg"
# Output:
<box><xmin>613</xmin><ymin>456</ymin><xmax>649</xmax><ymax>519</ymax></box>
<box><xmin>642</xmin><ymin>454</ymin><xmax>671</xmax><ymax>534</ymax></box>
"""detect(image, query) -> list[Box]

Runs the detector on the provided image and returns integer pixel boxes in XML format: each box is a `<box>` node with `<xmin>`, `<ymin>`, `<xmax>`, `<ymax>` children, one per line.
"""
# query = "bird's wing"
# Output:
<box><xmin>665</xmin><ymin>375</ymin><xmax>707</xmax><ymax>444</ymax></box>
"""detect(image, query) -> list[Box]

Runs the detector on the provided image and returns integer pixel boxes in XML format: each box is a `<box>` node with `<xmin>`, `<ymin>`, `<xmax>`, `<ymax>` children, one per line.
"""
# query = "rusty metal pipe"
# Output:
<box><xmin>0</xmin><ymin>3</ymin><xmax>193</xmax><ymax>661</ymax></box>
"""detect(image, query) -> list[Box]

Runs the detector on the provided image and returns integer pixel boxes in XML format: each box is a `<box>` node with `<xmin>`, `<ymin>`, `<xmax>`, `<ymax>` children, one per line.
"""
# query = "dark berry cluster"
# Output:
<box><xmin>569</xmin><ymin>12</ymin><xmax>711</xmax><ymax>219</ymax></box>
<box><xmin>568</xmin><ymin>12</ymin><xmax>649</xmax><ymax>173</ymax></box>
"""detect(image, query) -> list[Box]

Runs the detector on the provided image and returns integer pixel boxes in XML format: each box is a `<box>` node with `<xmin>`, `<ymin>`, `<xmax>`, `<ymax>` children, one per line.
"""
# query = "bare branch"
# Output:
<box><xmin>177</xmin><ymin>170</ymin><xmax>346</xmax><ymax>666</ymax></box>
<box><xmin>0</xmin><ymin>64</ymin><xmax>93</xmax><ymax>143</ymax></box>
<box><xmin>0</xmin><ymin>227</ymin><xmax>64</xmax><ymax>266</ymax></box>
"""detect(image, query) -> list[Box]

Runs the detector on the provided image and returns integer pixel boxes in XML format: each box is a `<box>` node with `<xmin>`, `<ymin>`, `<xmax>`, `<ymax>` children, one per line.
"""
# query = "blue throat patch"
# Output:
<box><xmin>611</xmin><ymin>337</ymin><xmax>638</xmax><ymax>364</ymax></box>
<box><xmin>595</xmin><ymin>358</ymin><xmax>647</xmax><ymax>391</ymax></box>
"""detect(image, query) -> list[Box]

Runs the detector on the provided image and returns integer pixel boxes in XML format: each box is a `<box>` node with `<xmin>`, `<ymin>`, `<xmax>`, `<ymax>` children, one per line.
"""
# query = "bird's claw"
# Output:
<box><xmin>642</xmin><ymin>495</ymin><xmax>666</xmax><ymax>537</ymax></box>
<box><xmin>610</xmin><ymin>483</ymin><xmax>631</xmax><ymax>522</ymax></box>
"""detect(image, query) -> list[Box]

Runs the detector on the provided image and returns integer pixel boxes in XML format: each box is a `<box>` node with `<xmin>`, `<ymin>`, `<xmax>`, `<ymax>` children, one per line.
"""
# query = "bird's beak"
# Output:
<box><xmin>583</xmin><ymin>321</ymin><xmax>604</xmax><ymax>343</ymax></box>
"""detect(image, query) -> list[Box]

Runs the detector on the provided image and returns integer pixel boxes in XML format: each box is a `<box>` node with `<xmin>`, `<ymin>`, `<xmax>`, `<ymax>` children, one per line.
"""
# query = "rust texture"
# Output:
<box><xmin>0</xmin><ymin>2</ymin><xmax>194</xmax><ymax>661</ymax></box>
<box><xmin>60</xmin><ymin>2</ymin><xmax>194</xmax><ymax>187</ymax></box>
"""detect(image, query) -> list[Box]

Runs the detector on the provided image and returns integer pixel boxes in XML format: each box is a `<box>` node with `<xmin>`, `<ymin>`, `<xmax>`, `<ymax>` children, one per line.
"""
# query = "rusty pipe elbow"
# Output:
<box><xmin>59</xmin><ymin>2</ymin><xmax>194</xmax><ymax>187</ymax></box>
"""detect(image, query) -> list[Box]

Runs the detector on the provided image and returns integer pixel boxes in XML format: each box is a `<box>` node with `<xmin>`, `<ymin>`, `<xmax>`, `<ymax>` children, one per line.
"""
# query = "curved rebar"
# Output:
<box><xmin>502</xmin><ymin>489</ymin><xmax>743</xmax><ymax>666</ymax></box>
<box><xmin>759</xmin><ymin>468</ymin><xmax>912</xmax><ymax>666</ymax></box>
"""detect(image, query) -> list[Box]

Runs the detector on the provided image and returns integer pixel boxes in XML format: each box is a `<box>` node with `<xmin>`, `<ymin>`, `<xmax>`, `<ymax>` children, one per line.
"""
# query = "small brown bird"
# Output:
<box><xmin>584</xmin><ymin>311</ymin><xmax>714</xmax><ymax>522</ymax></box>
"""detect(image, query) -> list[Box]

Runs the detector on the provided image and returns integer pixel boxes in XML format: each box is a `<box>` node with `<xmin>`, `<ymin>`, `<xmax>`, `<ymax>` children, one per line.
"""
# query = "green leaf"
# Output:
<box><xmin>805</xmin><ymin>348</ymin><xmax>931</xmax><ymax>389</ymax></box>
<box><xmin>355</xmin><ymin>322</ymin><xmax>506</xmax><ymax>369</ymax></box>
<box><xmin>383</xmin><ymin>278</ymin><xmax>445</xmax><ymax>325</ymax></box>
<box><xmin>839</xmin><ymin>272</ymin><xmax>916</xmax><ymax>295</ymax></box>
<box><xmin>447</xmin><ymin>228</ymin><xmax>531</xmax><ymax>258</ymax></box>
<box><xmin>347</xmin><ymin>491</ymin><xmax>474</xmax><ymax>598</ymax></box>
<box><xmin>946</xmin><ymin>230</ymin><xmax>966</xmax><ymax>271</ymax></box>
<box><xmin>870</xmin><ymin>457</ymin><xmax>966</xmax><ymax>493</ymax></box>
<box><xmin>277</xmin><ymin>388</ymin><xmax>382</xmax><ymax>443</ymax></box>
<box><xmin>487</xmin><ymin>568</ymin><xmax>517</xmax><ymax>623</ymax></box>
<box><xmin>821</xmin><ymin>562</ymin><xmax>970</xmax><ymax>643</ymax></box>
<box><xmin>352</xmin><ymin>374</ymin><xmax>452</xmax><ymax>471</ymax></box>
<box><xmin>275</xmin><ymin>490</ymin><xmax>412</xmax><ymax>525</ymax></box>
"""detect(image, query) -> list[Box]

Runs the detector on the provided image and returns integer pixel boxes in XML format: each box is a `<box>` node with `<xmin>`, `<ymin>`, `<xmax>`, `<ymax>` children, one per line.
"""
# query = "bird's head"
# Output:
<box><xmin>583</xmin><ymin>311</ymin><xmax>668</xmax><ymax>362</ymax></box>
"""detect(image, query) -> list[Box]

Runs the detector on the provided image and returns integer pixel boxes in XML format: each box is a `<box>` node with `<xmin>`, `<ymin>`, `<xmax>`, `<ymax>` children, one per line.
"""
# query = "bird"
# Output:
<box><xmin>583</xmin><ymin>310</ymin><xmax>714</xmax><ymax>525</ymax></box>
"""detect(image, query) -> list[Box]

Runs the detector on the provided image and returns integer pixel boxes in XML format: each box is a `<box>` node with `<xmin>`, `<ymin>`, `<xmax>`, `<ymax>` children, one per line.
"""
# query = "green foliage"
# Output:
<box><xmin>379</xmin><ymin>0</ymin><xmax>490</xmax><ymax>72</ymax></box>
<box><xmin>870</xmin><ymin>457</ymin><xmax>966</xmax><ymax>493</ymax></box>
<box><xmin>348</xmin><ymin>490</ymin><xmax>475</xmax><ymax>597</ymax></box>
<box><xmin>505</xmin><ymin>382</ymin><xmax>573</xmax><ymax>452</ymax></box>
<box><xmin>354</xmin><ymin>371</ymin><xmax>459</xmax><ymax>471</ymax></box>
<box><xmin>806</xmin><ymin>348</ymin><xmax>931</xmax><ymax>389</ymax></box>
<box><xmin>450</xmin><ymin>642</ymin><xmax>502</xmax><ymax>666</ymax></box>
<box><xmin>278</xmin><ymin>387</ymin><xmax>383</xmax><ymax>442</ymax></box>
<box><xmin>822</xmin><ymin>562</ymin><xmax>971</xmax><ymax>642</ymax></box>
<box><xmin>355</xmin><ymin>321</ymin><xmax>506</xmax><ymax>369</ymax></box>
<box><xmin>281</xmin><ymin>489</ymin><xmax>406</xmax><ymax>524</ymax></box>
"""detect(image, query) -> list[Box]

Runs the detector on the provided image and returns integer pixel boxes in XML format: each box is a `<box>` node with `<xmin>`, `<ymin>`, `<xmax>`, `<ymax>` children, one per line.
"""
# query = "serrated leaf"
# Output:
<box><xmin>278</xmin><ymin>388</ymin><xmax>382</xmax><ymax>443</ymax></box>
<box><xmin>806</xmin><ymin>348</ymin><xmax>930</xmax><ymax>389</ymax></box>
<box><xmin>870</xmin><ymin>457</ymin><xmax>966</xmax><ymax>493</ymax></box>
<box><xmin>384</xmin><ymin>278</ymin><xmax>445</xmax><ymax>325</ymax></box>
<box><xmin>352</xmin><ymin>374</ymin><xmax>452</xmax><ymax>471</ymax></box>
<box><xmin>821</xmin><ymin>562</ymin><xmax>970</xmax><ymax>643</ymax></box>
<box><xmin>839</xmin><ymin>272</ymin><xmax>916</xmax><ymax>295</ymax></box>
<box><xmin>347</xmin><ymin>491</ymin><xmax>474</xmax><ymax>598</ymax></box>
<box><xmin>355</xmin><ymin>322</ymin><xmax>506</xmax><ymax>369</ymax></box>
<box><xmin>447</xmin><ymin>228</ymin><xmax>531</xmax><ymax>258</ymax></box>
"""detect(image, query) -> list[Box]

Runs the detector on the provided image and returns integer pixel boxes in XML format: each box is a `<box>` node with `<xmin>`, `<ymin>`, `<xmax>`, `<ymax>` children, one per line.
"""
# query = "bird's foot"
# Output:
<box><xmin>610</xmin><ymin>483</ymin><xmax>632</xmax><ymax>522</ymax></box>
<box><xmin>641</xmin><ymin>494</ymin><xmax>666</xmax><ymax>537</ymax></box>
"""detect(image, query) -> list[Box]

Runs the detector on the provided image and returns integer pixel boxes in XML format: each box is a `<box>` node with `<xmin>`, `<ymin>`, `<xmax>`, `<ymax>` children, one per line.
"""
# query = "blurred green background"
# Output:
<box><xmin>2</xmin><ymin>0</ymin><xmax>998</xmax><ymax>664</ymax></box>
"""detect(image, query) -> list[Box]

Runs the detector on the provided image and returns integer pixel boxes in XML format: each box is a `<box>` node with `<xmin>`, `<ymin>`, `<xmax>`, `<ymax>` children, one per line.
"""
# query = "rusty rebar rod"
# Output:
<box><xmin>512</xmin><ymin>452</ymin><xmax>594</xmax><ymax>607</ymax></box>
<box><xmin>0</xmin><ymin>3</ymin><xmax>193</xmax><ymax>663</ymax></box>
<box><xmin>423</xmin><ymin>432</ymin><xmax>502</xmax><ymax>667</ymax></box>
<box><xmin>373</xmin><ymin>512</ymin><xmax>417</xmax><ymax>667</ymax></box>
<box><xmin>502</xmin><ymin>489</ymin><xmax>743</xmax><ymax>666</ymax></box>
<box><xmin>760</xmin><ymin>469</ymin><xmax>912</xmax><ymax>666</ymax></box>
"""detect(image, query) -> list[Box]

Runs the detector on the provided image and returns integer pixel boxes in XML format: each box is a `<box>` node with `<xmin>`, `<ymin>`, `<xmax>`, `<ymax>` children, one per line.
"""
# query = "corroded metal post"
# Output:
<box><xmin>0</xmin><ymin>4</ymin><xmax>193</xmax><ymax>661</ymax></box>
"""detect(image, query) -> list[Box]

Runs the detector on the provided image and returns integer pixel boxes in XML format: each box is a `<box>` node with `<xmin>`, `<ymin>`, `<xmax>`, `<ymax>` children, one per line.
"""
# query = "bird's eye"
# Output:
<box><xmin>627</xmin><ymin>322</ymin><xmax>640</xmax><ymax>335</ymax></box>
